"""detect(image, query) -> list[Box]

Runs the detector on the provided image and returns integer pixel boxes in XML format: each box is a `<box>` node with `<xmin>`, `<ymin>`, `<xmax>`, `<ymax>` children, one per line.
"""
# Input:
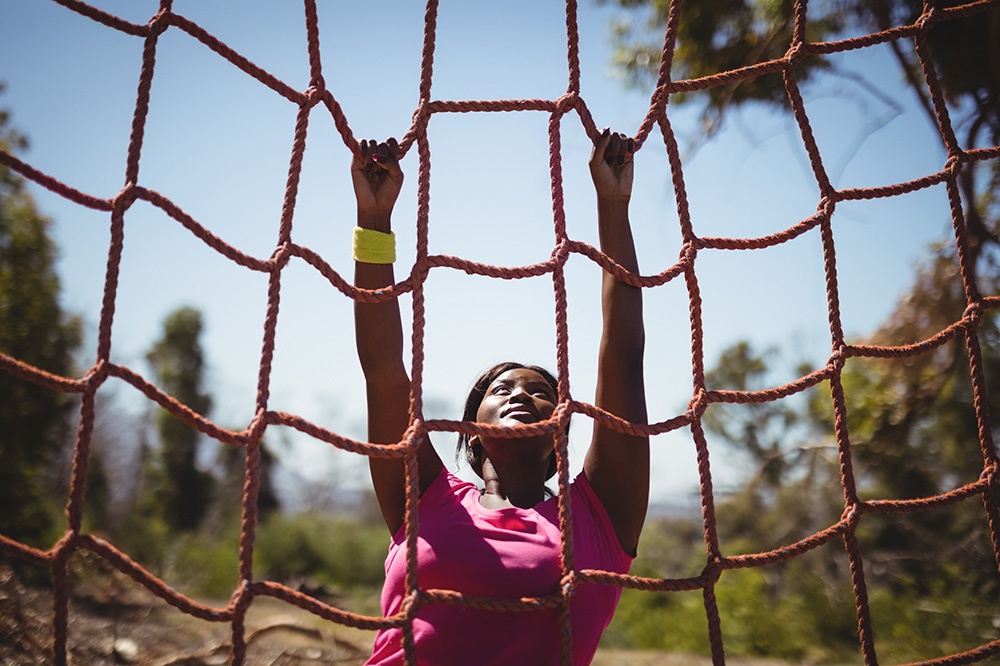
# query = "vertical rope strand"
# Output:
<box><xmin>278</xmin><ymin>103</ymin><xmax>313</xmax><ymax>245</ymax></box>
<box><xmin>547</xmin><ymin>106</ymin><xmax>576</xmax><ymax>664</ymax></box>
<box><xmin>636</xmin><ymin>0</ymin><xmax>682</xmax><ymax>146</ymax></box>
<box><xmin>51</xmin><ymin>535</ymin><xmax>74</xmax><ymax>666</ymax></box>
<box><xmin>418</xmin><ymin>0</ymin><xmax>440</xmax><ymax>106</ymax></box>
<box><xmin>123</xmin><ymin>0</ymin><xmax>171</xmax><ymax>187</ymax></box>
<box><xmin>565</xmin><ymin>0</ymin><xmax>582</xmax><ymax>95</ymax></box>
<box><xmin>303</xmin><ymin>0</ymin><xmax>324</xmax><ymax>89</ymax></box>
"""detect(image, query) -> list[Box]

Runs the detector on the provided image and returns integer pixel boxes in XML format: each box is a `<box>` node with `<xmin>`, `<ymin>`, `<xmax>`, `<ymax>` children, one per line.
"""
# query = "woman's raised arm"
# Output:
<box><xmin>352</xmin><ymin>138</ymin><xmax>442</xmax><ymax>534</ymax></box>
<box><xmin>583</xmin><ymin>129</ymin><xmax>649</xmax><ymax>556</ymax></box>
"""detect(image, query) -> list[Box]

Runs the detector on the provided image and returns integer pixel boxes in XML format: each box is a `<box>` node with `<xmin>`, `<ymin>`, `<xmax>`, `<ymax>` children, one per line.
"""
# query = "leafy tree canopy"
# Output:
<box><xmin>604</xmin><ymin>0</ymin><xmax>999</xmax><ymax>146</ymax></box>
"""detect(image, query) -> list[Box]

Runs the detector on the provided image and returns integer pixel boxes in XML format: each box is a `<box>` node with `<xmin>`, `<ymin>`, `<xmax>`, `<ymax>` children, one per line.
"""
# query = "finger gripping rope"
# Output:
<box><xmin>1</xmin><ymin>1</ymin><xmax>999</xmax><ymax>666</ymax></box>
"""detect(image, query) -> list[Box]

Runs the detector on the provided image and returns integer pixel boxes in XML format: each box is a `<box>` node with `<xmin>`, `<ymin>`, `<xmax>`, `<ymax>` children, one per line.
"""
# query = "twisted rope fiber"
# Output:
<box><xmin>0</xmin><ymin>0</ymin><xmax>999</xmax><ymax>664</ymax></box>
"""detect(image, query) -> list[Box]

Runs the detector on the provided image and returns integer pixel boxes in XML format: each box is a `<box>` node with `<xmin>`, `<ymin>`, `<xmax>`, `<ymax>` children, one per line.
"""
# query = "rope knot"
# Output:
<box><xmin>916</xmin><ymin>6</ymin><xmax>937</xmax><ymax>31</ymax></box>
<box><xmin>303</xmin><ymin>84</ymin><xmax>324</xmax><ymax>108</ymax></box>
<box><xmin>943</xmin><ymin>153</ymin><xmax>965</xmax><ymax>177</ymax></box>
<box><xmin>652</xmin><ymin>83</ymin><xmax>670</xmax><ymax>110</ymax></box>
<box><xmin>147</xmin><ymin>8</ymin><xmax>171</xmax><ymax>37</ymax></box>
<box><xmin>52</xmin><ymin>531</ymin><xmax>79</xmax><ymax>566</ymax></box>
<box><xmin>679</xmin><ymin>241</ymin><xmax>698</xmax><ymax>266</ymax></box>
<box><xmin>980</xmin><ymin>462</ymin><xmax>997</xmax><ymax>486</ymax></box>
<box><xmin>560</xmin><ymin>570</ymin><xmax>578</xmax><ymax>597</ymax></box>
<box><xmin>551</xmin><ymin>238</ymin><xmax>570</xmax><ymax>265</ymax></box>
<box><xmin>817</xmin><ymin>195</ymin><xmax>835</xmax><ymax>218</ymax></box>
<box><xmin>700</xmin><ymin>557</ymin><xmax>723</xmax><ymax>585</ymax></box>
<box><xmin>411</xmin><ymin>100</ymin><xmax>432</xmax><ymax>132</ymax></box>
<box><xmin>784</xmin><ymin>42</ymin><xmax>807</xmax><ymax>69</ymax></box>
<box><xmin>230</xmin><ymin>578</ymin><xmax>254</xmax><ymax>612</ymax></box>
<box><xmin>686</xmin><ymin>389</ymin><xmax>709</xmax><ymax>421</ymax></box>
<box><xmin>963</xmin><ymin>301</ymin><xmax>984</xmax><ymax>330</ymax></box>
<box><xmin>840</xmin><ymin>504</ymin><xmax>860</xmax><ymax>530</ymax></box>
<box><xmin>553</xmin><ymin>400</ymin><xmax>573</xmax><ymax>432</ymax></box>
<box><xmin>404</xmin><ymin>420</ymin><xmax>428</xmax><ymax>454</ymax></box>
<box><xmin>112</xmin><ymin>183</ymin><xmax>138</xmax><ymax>218</ymax></box>
<box><xmin>83</xmin><ymin>359</ymin><xmax>109</xmax><ymax>389</ymax></box>
<box><xmin>245</xmin><ymin>409</ymin><xmax>269</xmax><ymax>446</ymax></box>
<box><xmin>269</xmin><ymin>242</ymin><xmax>293</xmax><ymax>269</ymax></box>
<box><xmin>400</xmin><ymin>589</ymin><xmax>423</xmax><ymax>620</ymax></box>
<box><xmin>827</xmin><ymin>346</ymin><xmax>847</xmax><ymax>372</ymax></box>
<box><xmin>553</xmin><ymin>92</ymin><xmax>578</xmax><ymax>116</ymax></box>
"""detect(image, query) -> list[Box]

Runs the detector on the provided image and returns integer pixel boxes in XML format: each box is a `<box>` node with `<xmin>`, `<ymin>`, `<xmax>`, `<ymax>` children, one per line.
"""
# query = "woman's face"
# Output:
<box><xmin>475</xmin><ymin>367</ymin><xmax>557</xmax><ymax>428</ymax></box>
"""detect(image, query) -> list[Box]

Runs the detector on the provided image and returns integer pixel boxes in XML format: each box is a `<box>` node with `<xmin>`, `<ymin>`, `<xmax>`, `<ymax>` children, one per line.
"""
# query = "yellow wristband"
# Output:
<box><xmin>353</xmin><ymin>227</ymin><xmax>396</xmax><ymax>264</ymax></box>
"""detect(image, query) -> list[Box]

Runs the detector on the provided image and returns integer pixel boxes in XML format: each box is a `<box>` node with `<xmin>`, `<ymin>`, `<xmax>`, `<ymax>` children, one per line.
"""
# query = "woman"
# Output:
<box><xmin>352</xmin><ymin>129</ymin><xmax>648</xmax><ymax>665</ymax></box>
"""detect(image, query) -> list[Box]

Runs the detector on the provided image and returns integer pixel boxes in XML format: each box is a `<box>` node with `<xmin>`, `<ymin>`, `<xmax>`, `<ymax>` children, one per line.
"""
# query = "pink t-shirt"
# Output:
<box><xmin>366</xmin><ymin>470</ymin><xmax>633</xmax><ymax>665</ymax></box>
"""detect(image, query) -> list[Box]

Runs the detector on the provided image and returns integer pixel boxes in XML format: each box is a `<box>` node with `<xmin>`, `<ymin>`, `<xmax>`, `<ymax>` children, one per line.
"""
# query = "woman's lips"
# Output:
<box><xmin>502</xmin><ymin>406</ymin><xmax>538</xmax><ymax>421</ymax></box>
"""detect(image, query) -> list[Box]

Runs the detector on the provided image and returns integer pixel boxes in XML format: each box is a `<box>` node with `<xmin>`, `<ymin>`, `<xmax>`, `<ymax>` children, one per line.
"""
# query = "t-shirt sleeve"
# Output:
<box><xmin>388</xmin><ymin>467</ymin><xmax>469</xmax><ymax>546</ymax></box>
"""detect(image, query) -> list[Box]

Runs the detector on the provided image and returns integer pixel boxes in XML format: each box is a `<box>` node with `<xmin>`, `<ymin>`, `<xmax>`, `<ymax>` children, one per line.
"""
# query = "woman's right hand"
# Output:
<box><xmin>589</xmin><ymin>128</ymin><xmax>634</xmax><ymax>203</ymax></box>
<box><xmin>351</xmin><ymin>138</ymin><xmax>403</xmax><ymax>225</ymax></box>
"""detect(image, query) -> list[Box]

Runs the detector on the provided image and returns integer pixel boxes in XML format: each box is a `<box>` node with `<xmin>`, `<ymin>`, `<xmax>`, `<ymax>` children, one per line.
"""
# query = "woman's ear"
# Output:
<box><xmin>467</xmin><ymin>436</ymin><xmax>484</xmax><ymax>478</ymax></box>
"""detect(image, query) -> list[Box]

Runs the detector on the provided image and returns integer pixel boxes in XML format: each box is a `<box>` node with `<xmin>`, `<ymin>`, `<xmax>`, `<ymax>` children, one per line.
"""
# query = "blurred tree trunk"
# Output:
<box><xmin>145</xmin><ymin>306</ymin><xmax>214</xmax><ymax>532</ymax></box>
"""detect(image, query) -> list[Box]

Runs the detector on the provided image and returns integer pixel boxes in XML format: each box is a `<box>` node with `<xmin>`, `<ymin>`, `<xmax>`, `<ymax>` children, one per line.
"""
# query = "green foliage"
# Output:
<box><xmin>804</xmin><ymin>243</ymin><xmax>1000</xmax><ymax>598</ymax></box>
<box><xmin>0</xmin><ymin>93</ymin><xmax>82</xmax><ymax>547</ymax></box>
<box><xmin>98</xmin><ymin>516</ymin><xmax>238</xmax><ymax>599</ymax></box>
<box><xmin>867</xmin><ymin>566</ymin><xmax>1000</xmax><ymax>663</ymax></box>
<box><xmin>606</xmin><ymin>561</ymin><xmax>861</xmax><ymax>661</ymax></box>
<box><xmin>116</xmin><ymin>504</ymin><xmax>173</xmax><ymax>575</ymax></box>
<box><xmin>254</xmin><ymin>512</ymin><xmax>388</xmax><ymax>592</ymax></box>
<box><xmin>604</xmin><ymin>0</ymin><xmax>840</xmax><ymax>132</ymax></box>
<box><xmin>605</xmin><ymin>587</ymin><xmax>708</xmax><ymax>653</ymax></box>
<box><xmin>96</xmin><ymin>510</ymin><xmax>385</xmax><ymax>601</ymax></box>
<box><xmin>605</xmin><ymin>0</ymin><xmax>999</xmax><ymax>145</ymax></box>
<box><xmin>171</xmin><ymin>532</ymin><xmax>242</xmax><ymax>600</ymax></box>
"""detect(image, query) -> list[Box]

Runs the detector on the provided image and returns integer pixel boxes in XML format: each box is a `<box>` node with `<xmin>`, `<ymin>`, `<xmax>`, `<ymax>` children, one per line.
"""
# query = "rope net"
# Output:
<box><xmin>0</xmin><ymin>0</ymin><xmax>998</xmax><ymax>664</ymax></box>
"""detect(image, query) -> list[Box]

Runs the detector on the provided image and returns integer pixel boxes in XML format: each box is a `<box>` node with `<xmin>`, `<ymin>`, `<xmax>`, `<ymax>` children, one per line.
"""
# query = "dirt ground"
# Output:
<box><xmin>0</xmin><ymin>563</ymin><xmax>785</xmax><ymax>666</ymax></box>
<box><xmin>1</xmin><ymin>562</ymin><xmax>373</xmax><ymax>666</ymax></box>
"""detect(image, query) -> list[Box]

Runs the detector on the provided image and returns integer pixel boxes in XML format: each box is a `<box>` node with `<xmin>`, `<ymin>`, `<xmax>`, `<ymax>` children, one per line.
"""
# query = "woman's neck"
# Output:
<box><xmin>480</xmin><ymin>457</ymin><xmax>547</xmax><ymax>509</ymax></box>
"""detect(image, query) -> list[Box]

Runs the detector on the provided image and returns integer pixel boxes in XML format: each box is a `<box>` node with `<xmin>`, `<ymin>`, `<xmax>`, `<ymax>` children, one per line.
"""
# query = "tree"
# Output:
<box><xmin>0</xmin><ymin>88</ymin><xmax>82</xmax><ymax>547</ymax></box>
<box><xmin>145</xmin><ymin>306</ymin><xmax>214</xmax><ymax>532</ymax></box>
<box><xmin>605</xmin><ymin>0</ymin><xmax>999</xmax><ymax>147</ymax></box>
<box><xmin>805</xmin><ymin>243</ymin><xmax>1000</xmax><ymax>600</ymax></box>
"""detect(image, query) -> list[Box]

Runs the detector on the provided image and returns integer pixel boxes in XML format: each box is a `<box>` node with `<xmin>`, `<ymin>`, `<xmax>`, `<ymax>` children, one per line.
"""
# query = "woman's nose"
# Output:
<box><xmin>509</xmin><ymin>386</ymin><xmax>530</xmax><ymax>403</ymax></box>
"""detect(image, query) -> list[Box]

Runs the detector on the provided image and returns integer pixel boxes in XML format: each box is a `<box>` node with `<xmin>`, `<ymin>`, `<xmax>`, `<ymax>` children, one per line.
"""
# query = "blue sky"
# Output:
<box><xmin>0</xmin><ymin>0</ymin><xmax>958</xmax><ymax>506</ymax></box>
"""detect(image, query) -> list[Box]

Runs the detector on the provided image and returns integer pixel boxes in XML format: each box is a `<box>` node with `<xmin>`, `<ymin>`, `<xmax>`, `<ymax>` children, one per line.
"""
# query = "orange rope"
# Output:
<box><xmin>1</xmin><ymin>0</ymin><xmax>999</xmax><ymax>664</ymax></box>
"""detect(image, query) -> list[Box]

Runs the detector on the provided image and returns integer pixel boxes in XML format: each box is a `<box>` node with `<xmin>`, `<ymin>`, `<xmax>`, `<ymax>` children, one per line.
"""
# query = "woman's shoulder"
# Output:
<box><xmin>440</xmin><ymin>468</ymin><xmax>478</xmax><ymax>492</ymax></box>
<box><xmin>420</xmin><ymin>467</ymin><xmax>482</xmax><ymax>508</ymax></box>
